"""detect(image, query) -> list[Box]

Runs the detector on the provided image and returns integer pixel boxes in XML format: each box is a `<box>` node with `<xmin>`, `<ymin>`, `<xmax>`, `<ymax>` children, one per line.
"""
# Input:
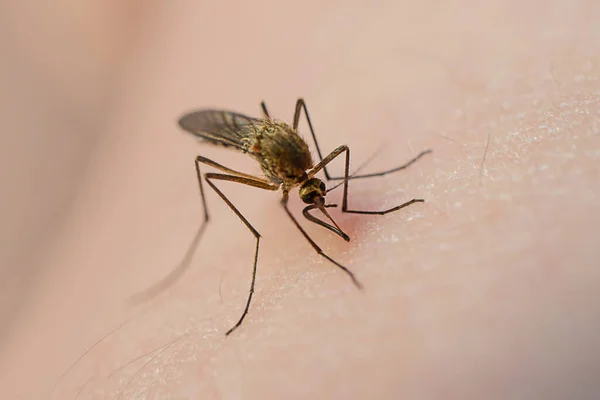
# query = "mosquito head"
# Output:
<box><xmin>299</xmin><ymin>178</ymin><xmax>350</xmax><ymax>242</ymax></box>
<box><xmin>299</xmin><ymin>178</ymin><xmax>327</xmax><ymax>204</ymax></box>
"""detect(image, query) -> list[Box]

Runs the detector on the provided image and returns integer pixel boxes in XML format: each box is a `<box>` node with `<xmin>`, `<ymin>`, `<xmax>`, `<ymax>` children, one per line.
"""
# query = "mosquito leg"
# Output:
<box><xmin>128</xmin><ymin>155</ymin><xmax>275</xmax><ymax>319</ymax></box>
<box><xmin>281</xmin><ymin>195</ymin><xmax>362</xmax><ymax>289</ymax></box>
<box><xmin>309</xmin><ymin>145</ymin><xmax>425</xmax><ymax>215</ymax></box>
<box><xmin>293</xmin><ymin>97</ymin><xmax>432</xmax><ymax>182</ymax></box>
<box><xmin>328</xmin><ymin>149</ymin><xmax>432</xmax><ymax>181</ymax></box>
<box><xmin>204</xmin><ymin>172</ymin><xmax>278</xmax><ymax>335</ymax></box>
<box><xmin>292</xmin><ymin>98</ymin><xmax>330</xmax><ymax>177</ymax></box>
<box><xmin>260</xmin><ymin>101</ymin><xmax>270</xmax><ymax>119</ymax></box>
<box><xmin>325</xmin><ymin>144</ymin><xmax>387</xmax><ymax>193</ymax></box>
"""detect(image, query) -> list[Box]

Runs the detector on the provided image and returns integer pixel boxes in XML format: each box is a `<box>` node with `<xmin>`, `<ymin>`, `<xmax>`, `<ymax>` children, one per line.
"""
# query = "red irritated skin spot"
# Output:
<box><xmin>132</xmin><ymin>98</ymin><xmax>431</xmax><ymax>336</ymax></box>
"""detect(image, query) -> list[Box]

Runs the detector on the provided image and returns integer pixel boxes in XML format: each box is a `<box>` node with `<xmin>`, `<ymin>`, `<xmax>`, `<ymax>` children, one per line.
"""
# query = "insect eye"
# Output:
<box><xmin>320</xmin><ymin>181</ymin><xmax>326</xmax><ymax>192</ymax></box>
<box><xmin>300</xmin><ymin>191</ymin><xmax>317</xmax><ymax>204</ymax></box>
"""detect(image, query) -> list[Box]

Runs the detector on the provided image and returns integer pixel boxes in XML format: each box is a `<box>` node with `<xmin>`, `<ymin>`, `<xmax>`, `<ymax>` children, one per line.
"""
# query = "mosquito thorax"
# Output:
<box><xmin>299</xmin><ymin>178</ymin><xmax>327</xmax><ymax>204</ymax></box>
<box><xmin>255</xmin><ymin>119</ymin><xmax>313</xmax><ymax>184</ymax></box>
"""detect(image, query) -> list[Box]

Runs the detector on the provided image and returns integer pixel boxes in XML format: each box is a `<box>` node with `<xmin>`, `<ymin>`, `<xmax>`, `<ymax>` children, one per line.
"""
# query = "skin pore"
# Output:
<box><xmin>1</xmin><ymin>1</ymin><xmax>599</xmax><ymax>399</ymax></box>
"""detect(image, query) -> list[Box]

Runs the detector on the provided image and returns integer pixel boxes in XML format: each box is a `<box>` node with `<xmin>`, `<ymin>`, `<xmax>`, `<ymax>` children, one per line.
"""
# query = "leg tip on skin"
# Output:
<box><xmin>349</xmin><ymin>274</ymin><xmax>364</xmax><ymax>290</ymax></box>
<box><xmin>225</xmin><ymin>327</ymin><xmax>236</xmax><ymax>336</ymax></box>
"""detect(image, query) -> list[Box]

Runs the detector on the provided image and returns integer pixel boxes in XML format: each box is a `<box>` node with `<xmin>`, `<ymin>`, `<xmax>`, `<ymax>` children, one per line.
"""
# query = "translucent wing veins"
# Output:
<box><xmin>178</xmin><ymin>110</ymin><xmax>260</xmax><ymax>151</ymax></box>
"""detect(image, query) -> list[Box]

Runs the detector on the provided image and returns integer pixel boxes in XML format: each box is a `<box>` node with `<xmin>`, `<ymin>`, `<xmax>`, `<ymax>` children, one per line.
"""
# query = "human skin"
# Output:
<box><xmin>1</xmin><ymin>1</ymin><xmax>599</xmax><ymax>399</ymax></box>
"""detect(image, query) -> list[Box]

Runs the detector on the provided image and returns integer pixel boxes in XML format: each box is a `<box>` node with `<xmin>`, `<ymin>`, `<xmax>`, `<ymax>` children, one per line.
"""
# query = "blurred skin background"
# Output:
<box><xmin>0</xmin><ymin>1</ymin><xmax>138</xmax><ymax>346</ymax></box>
<box><xmin>1</xmin><ymin>1</ymin><xmax>599</xmax><ymax>399</ymax></box>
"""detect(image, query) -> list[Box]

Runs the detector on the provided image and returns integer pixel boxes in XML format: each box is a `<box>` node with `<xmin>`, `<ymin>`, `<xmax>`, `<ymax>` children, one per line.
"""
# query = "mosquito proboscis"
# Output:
<box><xmin>132</xmin><ymin>98</ymin><xmax>431</xmax><ymax>335</ymax></box>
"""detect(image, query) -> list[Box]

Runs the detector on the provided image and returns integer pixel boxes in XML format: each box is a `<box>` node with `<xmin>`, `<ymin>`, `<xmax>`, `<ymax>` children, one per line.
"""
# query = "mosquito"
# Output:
<box><xmin>136</xmin><ymin>98</ymin><xmax>431</xmax><ymax>336</ymax></box>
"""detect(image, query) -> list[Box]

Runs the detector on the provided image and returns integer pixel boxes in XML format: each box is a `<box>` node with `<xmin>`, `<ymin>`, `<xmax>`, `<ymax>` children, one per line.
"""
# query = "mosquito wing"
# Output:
<box><xmin>178</xmin><ymin>110</ymin><xmax>260</xmax><ymax>151</ymax></box>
